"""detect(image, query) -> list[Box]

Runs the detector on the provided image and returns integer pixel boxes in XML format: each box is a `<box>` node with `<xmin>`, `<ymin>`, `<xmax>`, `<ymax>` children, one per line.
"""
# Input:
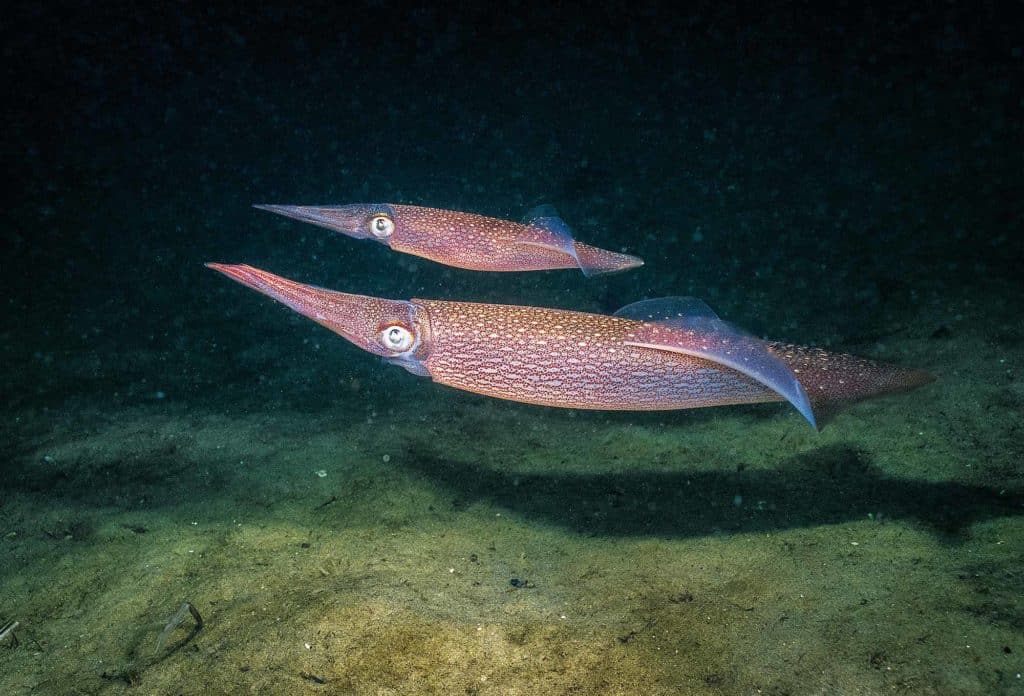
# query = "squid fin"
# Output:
<box><xmin>613</xmin><ymin>296</ymin><xmax>720</xmax><ymax>321</ymax></box>
<box><xmin>517</xmin><ymin>205</ymin><xmax>603</xmax><ymax>277</ymax></box>
<box><xmin>617</xmin><ymin>298</ymin><xmax>817</xmax><ymax>429</ymax></box>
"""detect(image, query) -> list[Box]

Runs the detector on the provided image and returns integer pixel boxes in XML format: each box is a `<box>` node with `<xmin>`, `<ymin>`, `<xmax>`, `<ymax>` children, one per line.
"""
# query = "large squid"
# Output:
<box><xmin>255</xmin><ymin>203</ymin><xmax>643</xmax><ymax>276</ymax></box>
<box><xmin>207</xmin><ymin>264</ymin><xmax>933</xmax><ymax>429</ymax></box>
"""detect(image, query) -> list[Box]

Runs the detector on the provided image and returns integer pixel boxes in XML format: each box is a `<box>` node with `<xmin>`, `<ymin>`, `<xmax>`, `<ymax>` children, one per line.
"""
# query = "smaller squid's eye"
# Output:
<box><xmin>369</xmin><ymin>215</ymin><xmax>395</xmax><ymax>238</ymax></box>
<box><xmin>381</xmin><ymin>324</ymin><xmax>414</xmax><ymax>352</ymax></box>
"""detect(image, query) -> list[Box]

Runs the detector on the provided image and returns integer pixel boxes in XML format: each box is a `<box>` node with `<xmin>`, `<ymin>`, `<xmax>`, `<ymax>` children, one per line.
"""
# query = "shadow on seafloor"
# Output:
<box><xmin>402</xmin><ymin>442</ymin><xmax>1023</xmax><ymax>541</ymax></box>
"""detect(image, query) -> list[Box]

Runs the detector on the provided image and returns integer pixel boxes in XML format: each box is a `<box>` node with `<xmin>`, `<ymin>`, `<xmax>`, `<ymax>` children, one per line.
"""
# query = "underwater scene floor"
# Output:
<box><xmin>2</xmin><ymin>279</ymin><xmax>1022</xmax><ymax>694</ymax></box>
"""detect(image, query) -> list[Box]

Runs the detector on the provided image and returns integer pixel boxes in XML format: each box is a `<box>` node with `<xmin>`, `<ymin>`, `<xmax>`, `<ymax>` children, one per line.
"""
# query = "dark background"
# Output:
<box><xmin>3</xmin><ymin>1</ymin><xmax>1021</xmax><ymax>414</ymax></box>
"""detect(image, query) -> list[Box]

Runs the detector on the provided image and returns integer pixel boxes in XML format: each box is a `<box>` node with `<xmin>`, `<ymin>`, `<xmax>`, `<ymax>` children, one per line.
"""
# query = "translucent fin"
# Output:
<box><xmin>517</xmin><ymin>205</ymin><xmax>598</xmax><ymax>277</ymax></box>
<box><xmin>613</xmin><ymin>297</ymin><xmax>719</xmax><ymax>321</ymax></box>
<box><xmin>384</xmin><ymin>356</ymin><xmax>431</xmax><ymax>377</ymax></box>
<box><xmin>620</xmin><ymin>305</ymin><xmax>817</xmax><ymax>429</ymax></box>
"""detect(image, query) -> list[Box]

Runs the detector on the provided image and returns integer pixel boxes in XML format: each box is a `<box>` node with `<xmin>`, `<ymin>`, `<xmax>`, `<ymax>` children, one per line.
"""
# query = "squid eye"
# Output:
<box><xmin>369</xmin><ymin>215</ymin><xmax>395</xmax><ymax>238</ymax></box>
<box><xmin>381</xmin><ymin>325</ymin><xmax>414</xmax><ymax>352</ymax></box>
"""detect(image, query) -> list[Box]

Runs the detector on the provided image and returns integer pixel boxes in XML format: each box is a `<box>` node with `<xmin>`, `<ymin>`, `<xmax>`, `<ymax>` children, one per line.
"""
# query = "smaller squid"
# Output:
<box><xmin>255</xmin><ymin>203</ymin><xmax>644</xmax><ymax>276</ymax></box>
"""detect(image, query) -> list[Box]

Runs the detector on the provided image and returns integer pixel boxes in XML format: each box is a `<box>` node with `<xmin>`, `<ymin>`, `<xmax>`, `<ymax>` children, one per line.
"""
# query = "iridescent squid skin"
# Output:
<box><xmin>254</xmin><ymin>203</ymin><xmax>644</xmax><ymax>276</ymax></box>
<box><xmin>207</xmin><ymin>263</ymin><xmax>934</xmax><ymax>429</ymax></box>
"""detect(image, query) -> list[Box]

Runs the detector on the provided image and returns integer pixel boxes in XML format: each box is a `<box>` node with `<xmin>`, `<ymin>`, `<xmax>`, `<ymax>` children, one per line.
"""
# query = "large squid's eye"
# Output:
<box><xmin>381</xmin><ymin>324</ymin><xmax>414</xmax><ymax>352</ymax></box>
<box><xmin>369</xmin><ymin>215</ymin><xmax>395</xmax><ymax>238</ymax></box>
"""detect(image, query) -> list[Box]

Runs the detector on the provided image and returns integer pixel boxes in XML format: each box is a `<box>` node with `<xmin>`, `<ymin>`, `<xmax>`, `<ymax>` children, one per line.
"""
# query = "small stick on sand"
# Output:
<box><xmin>154</xmin><ymin>602</ymin><xmax>203</xmax><ymax>655</ymax></box>
<box><xmin>0</xmin><ymin>620</ymin><xmax>19</xmax><ymax>648</ymax></box>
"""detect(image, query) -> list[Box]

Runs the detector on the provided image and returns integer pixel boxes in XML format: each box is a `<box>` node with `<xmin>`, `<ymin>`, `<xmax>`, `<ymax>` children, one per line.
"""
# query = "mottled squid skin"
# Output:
<box><xmin>207</xmin><ymin>264</ymin><xmax>933</xmax><ymax>427</ymax></box>
<box><xmin>254</xmin><ymin>203</ymin><xmax>644</xmax><ymax>275</ymax></box>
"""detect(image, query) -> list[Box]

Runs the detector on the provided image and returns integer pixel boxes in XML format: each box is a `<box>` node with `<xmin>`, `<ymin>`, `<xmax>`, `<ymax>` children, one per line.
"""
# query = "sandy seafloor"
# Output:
<box><xmin>2</xmin><ymin>3</ymin><xmax>1022</xmax><ymax>694</ymax></box>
